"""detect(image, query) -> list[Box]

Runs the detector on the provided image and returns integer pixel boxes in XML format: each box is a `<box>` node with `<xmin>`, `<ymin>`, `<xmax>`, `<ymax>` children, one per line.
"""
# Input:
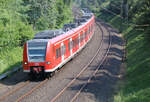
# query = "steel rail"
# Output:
<box><xmin>15</xmin><ymin>78</ymin><xmax>48</xmax><ymax>102</ymax></box>
<box><xmin>70</xmin><ymin>21</ymin><xmax>112</xmax><ymax>102</ymax></box>
<box><xmin>50</xmin><ymin>22</ymin><xmax>104</xmax><ymax>102</ymax></box>
<box><xmin>0</xmin><ymin>80</ymin><xmax>30</xmax><ymax>102</ymax></box>
<box><xmin>15</xmin><ymin>22</ymin><xmax>103</xmax><ymax>102</ymax></box>
<box><xmin>14</xmin><ymin>63</ymin><xmax>65</xmax><ymax>102</ymax></box>
<box><xmin>1</xmin><ymin>21</ymin><xmax>103</xmax><ymax>102</ymax></box>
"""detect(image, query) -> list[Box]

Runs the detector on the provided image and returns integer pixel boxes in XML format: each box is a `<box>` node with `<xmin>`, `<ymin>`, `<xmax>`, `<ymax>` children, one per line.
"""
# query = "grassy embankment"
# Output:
<box><xmin>0</xmin><ymin>0</ymin><xmax>73</xmax><ymax>75</ymax></box>
<box><xmin>98</xmin><ymin>7</ymin><xmax>150</xmax><ymax>102</ymax></box>
<box><xmin>79</xmin><ymin>0</ymin><xmax>150</xmax><ymax>101</ymax></box>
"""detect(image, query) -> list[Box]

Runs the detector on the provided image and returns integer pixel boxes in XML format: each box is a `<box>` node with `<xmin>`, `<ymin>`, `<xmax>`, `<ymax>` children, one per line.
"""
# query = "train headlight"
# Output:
<box><xmin>46</xmin><ymin>62</ymin><xmax>51</xmax><ymax>64</ymax></box>
<box><xmin>24</xmin><ymin>62</ymin><xmax>28</xmax><ymax>65</ymax></box>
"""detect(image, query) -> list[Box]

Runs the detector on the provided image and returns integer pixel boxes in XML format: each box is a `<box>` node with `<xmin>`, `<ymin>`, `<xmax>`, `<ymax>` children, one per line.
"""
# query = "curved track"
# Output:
<box><xmin>70</xmin><ymin>21</ymin><xmax>112</xmax><ymax>102</ymax></box>
<box><xmin>49</xmin><ymin>21</ymin><xmax>106</xmax><ymax>102</ymax></box>
<box><xmin>49</xmin><ymin>21</ymin><xmax>112</xmax><ymax>102</ymax></box>
<box><xmin>0</xmin><ymin>20</ymin><xmax>112</xmax><ymax>102</ymax></box>
<box><xmin>15</xmin><ymin>21</ymin><xmax>105</xmax><ymax>102</ymax></box>
<box><xmin>0</xmin><ymin>81</ymin><xmax>30</xmax><ymax>101</ymax></box>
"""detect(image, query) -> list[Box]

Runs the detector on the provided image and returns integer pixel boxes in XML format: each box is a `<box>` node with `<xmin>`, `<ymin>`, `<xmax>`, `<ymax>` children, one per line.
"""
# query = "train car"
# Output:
<box><xmin>23</xmin><ymin>12</ymin><xmax>95</xmax><ymax>77</ymax></box>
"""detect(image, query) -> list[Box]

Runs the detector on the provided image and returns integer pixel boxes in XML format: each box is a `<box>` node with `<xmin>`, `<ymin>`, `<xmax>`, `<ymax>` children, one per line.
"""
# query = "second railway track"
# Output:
<box><xmin>0</xmin><ymin>20</ymin><xmax>111</xmax><ymax>102</ymax></box>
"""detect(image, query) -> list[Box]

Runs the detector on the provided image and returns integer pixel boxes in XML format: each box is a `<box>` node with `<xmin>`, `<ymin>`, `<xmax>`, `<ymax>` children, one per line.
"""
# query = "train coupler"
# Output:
<box><xmin>31</xmin><ymin>66</ymin><xmax>44</xmax><ymax>74</ymax></box>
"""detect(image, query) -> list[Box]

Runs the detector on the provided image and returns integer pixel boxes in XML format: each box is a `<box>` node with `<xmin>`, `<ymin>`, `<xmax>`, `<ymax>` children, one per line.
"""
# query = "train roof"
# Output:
<box><xmin>33</xmin><ymin>29</ymin><xmax>64</xmax><ymax>39</ymax></box>
<box><xmin>51</xmin><ymin>15</ymin><xmax>95</xmax><ymax>44</ymax></box>
<box><xmin>28</xmin><ymin>9</ymin><xmax>94</xmax><ymax>44</ymax></box>
<box><xmin>27</xmin><ymin>30</ymin><xmax>64</xmax><ymax>44</ymax></box>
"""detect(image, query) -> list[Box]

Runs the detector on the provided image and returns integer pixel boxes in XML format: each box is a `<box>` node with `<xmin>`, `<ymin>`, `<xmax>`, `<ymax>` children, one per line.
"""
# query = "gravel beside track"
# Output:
<box><xmin>20</xmin><ymin>21</ymin><xmax>109</xmax><ymax>102</ymax></box>
<box><xmin>0</xmin><ymin>70</ymin><xmax>28</xmax><ymax>100</ymax></box>
<box><xmin>73</xmin><ymin>21</ymin><xmax>124</xmax><ymax>102</ymax></box>
<box><xmin>50</xmin><ymin>21</ymin><xmax>111</xmax><ymax>102</ymax></box>
<box><xmin>0</xmin><ymin>21</ymin><xmax>102</xmax><ymax>102</ymax></box>
<box><xmin>0</xmin><ymin>20</ymin><xmax>124</xmax><ymax>102</ymax></box>
<box><xmin>19</xmin><ymin>22</ymin><xmax>103</xmax><ymax>102</ymax></box>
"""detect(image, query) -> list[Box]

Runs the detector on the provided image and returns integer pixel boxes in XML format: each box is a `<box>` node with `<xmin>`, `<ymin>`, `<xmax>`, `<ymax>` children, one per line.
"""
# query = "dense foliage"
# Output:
<box><xmin>74</xmin><ymin>0</ymin><xmax>150</xmax><ymax>101</ymax></box>
<box><xmin>0</xmin><ymin>0</ymin><xmax>73</xmax><ymax>74</ymax></box>
<box><xmin>75</xmin><ymin>0</ymin><xmax>150</xmax><ymax>27</ymax></box>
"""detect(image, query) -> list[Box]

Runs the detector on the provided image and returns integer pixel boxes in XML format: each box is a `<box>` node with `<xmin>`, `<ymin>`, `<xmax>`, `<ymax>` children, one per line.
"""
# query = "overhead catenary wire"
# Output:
<box><xmin>100</xmin><ymin>7</ymin><xmax>123</xmax><ymax>19</ymax></box>
<box><xmin>100</xmin><ymin>6</ymin><xmax>150</xmax><ymax>27</ymax></box>
<box><xmin>110</xmin><ymin>3</ymin><xmax>121</xmax><ymax>10</ymax></box>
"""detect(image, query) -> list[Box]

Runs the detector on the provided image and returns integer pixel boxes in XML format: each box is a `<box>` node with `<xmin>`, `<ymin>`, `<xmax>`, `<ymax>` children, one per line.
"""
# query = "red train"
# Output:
<box><xmin>23</xmin><ymin>12</ymin><xmax>95</xmax><ymax>77</ymax></box>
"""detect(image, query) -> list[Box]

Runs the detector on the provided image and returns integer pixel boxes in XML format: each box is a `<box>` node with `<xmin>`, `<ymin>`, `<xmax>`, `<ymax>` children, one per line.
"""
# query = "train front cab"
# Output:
<box><xmin>23</xmin><ymin>40</ymin><xmax>53</xmax><ymax>76</ymax></box>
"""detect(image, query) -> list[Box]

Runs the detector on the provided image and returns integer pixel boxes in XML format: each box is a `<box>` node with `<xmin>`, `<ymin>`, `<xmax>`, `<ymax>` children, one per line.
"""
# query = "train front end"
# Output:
<box><xmin>23</xmin><ymin>39</ymin><xmax>51</xmax><ymax>75</ymax></box>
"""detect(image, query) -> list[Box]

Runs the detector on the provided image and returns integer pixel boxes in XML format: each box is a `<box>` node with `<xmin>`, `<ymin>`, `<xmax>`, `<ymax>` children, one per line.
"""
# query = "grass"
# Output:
<box><xmin>114</xmin><ymin>32</ymin><xmax>150</xmax><ymax>102</ymax></box>
<box><xmin>0</xmin><ymin>47</ymin><xmax>23</xmax><ymax>75</ymax></box>
<box><xmin>98</xmin><ymin>11</ymin><xmax>150</xmax><ymax>102</ymax></box>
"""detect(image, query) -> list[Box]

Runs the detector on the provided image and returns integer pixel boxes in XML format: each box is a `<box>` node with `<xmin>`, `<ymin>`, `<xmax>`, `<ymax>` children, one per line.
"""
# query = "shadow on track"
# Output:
<box><xmin>69</xmin><ymin>23</ymin><xmax>125</xmax><ymax>102</ymax></box>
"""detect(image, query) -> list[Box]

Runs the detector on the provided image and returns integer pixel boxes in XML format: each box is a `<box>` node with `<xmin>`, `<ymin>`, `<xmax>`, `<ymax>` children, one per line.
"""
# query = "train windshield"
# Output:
<box><xmin>27</xmin><ymin>41</ymin><xmax>48</xmax><ymax>62</ymax></box>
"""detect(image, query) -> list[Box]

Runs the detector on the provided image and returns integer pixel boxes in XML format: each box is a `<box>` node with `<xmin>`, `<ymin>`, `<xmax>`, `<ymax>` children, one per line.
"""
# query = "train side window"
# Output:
<box><xmin>81</xmin><ymin>34</ymin><xmax>83</xmax><ymax>42</ymax></box>
<box><xmin>89</xmin><ymin>26</ymin><xmax>91</xmax><ymax>33</ymax></box>
<box><xmin>74</xmin><ymin>38</ymin><xmax>77</xmax><ymax>47</ymax></box>
<box><xmin>74</xmin><ymin>39</ymin><xmax>76</xmax><ymax>47</ymax></box>
<box><xmin>83</xmin><ymin>32</ymin><xmax>85</xmax><ymax>40</ymax></box>
<box><xmin>61</xmin><ymin>45</ymin><xmax>66</xmax><ymax>55</ymax></box>
<box><xmin>68</xmin><ymin>41</ymin><xmax>70</xmax><ymax>51</ymax></box>
<box><xmin>77</xmin><ymin>37</ymin><xmax>79</xmax><ymax>45</ymax></box>
<box><xmin>79</xmin><ymin>34</ymin><xmax>81</xmax><ymax>44</ymax></box>
<box><xmin>71</xmin><ymin>41</ymin><xmax>73</xmax><ymax>49</ymax></box>
<box><xmin>56</xmin><ymin>48</ymin><xmax>59</xmax><ymax>59</ymax></box>
<box><xmin>68</xmin><ymin>40</ymin><xmax>73</xmax><ymax>51</ymax></box>
<box><xmin>61</xmin><ymin>46</ymin><xmax>64</xmax><ymax>55</ymax></box>
<box><xmin>59</xmin><ymin>47</ymin><xmax>61</xmax><ymax>57</ymax></box>
<box><xmin>82</xmin><ymin>34</ymin><xmax>83</xmax><ymax>41</ymax></box>
<box><xmin>81</xmin><ymin>31</ymin><xmax>83</xmax><ymax>41</ymax></box>
<box><xmin>64</xmin><ymin>45</ymin><xmax>66</xmax><ymax>54</ymax></box>
<box><xmin>85</xmin><ymin>30</ymin><xmax>87</xmax><ymax>37</ymax></box>
<box><xmin>73</xmin><ymin>39</ymin><xmax>75</xmax><ymax>48</ymax></box>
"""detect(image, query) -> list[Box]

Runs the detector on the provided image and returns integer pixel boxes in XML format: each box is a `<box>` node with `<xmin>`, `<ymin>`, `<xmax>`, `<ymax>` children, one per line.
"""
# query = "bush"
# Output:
<box><xmin>0</xmin><ymin>0</ymin><xmax>73</xmax><ymax>75</ymax></box>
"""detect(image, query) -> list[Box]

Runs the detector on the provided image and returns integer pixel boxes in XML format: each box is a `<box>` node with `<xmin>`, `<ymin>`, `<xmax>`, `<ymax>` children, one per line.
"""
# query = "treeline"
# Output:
<box><xmin>0</xmin><ymin>0</ymin><xmax>73</xmax><ymax>49</ymax></box>
<box><xmin>74</xmin><ymin>0</ymin><xmax>150</xmax><ymax>102</ymax></box>
<box><xmin>77</xmin><ymin>0</ymin><xmax>150</xmax><ymax>40</ymax></box>
<box><xmin>75</xmin><ymin>0</ymin><xmax>150</xmax><ymax>26</ymax></box>
<box><xmin>0</xmin><ymin>0</ymin><xmax>73</xmax><ymax>74</ymax></box>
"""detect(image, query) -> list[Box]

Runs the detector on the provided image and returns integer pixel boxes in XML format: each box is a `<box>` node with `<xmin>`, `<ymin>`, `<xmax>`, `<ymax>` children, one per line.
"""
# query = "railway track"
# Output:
<box><xmin>49</xmin><ymin>21</ymin><xmax>106</xmax><ymax>102</ymax></box>
<box><xmin>0</xmin><ymin>65</ymin><xmax>66</xmax><ymax>102</ymax></box>
<box><xmin>69</xmin><ymin>21</ymin><xmax>112</xmax><ymax>102</ymax></box>
<box><xmin>15</xmin><ymin>21</ymin><xmax>105</xmax><ymax>102</ymax></box>
<box><xmin>0</xmin><ymin>20</ymin><xmax>111</xmax><ymax>102</ymax></box>
<box><xmin>0</xmin><ymin>81</ymin><xmax>30</xmax><ymax>102</ymax></box>
<box><xmin>48</xmin><ymin>21</ymin><xmax>112</xmax><ymax>102</ymax></box>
